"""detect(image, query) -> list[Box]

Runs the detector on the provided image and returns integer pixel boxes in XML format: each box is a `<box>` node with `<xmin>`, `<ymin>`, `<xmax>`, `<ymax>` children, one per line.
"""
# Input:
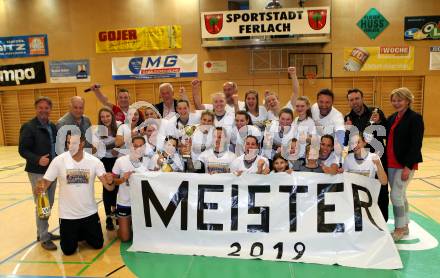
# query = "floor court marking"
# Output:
<box><xmin>0</xmin><ymin>200</ymin><xmax>102</xmax><ymax>266</ymax></box>
<box><xmin>9</xmin><ymin>260</ymin><xmax>90</xmax><ymax>265</ymax></box>
<box><xmin>0</xmin><ymin>226</ymin><xmax>60</xmax><ymax>266</ymax></box>
<box><xmin>414</xmin><ymin>174</ymin><xmax>440</xmax><ymax>180</ymax></box>
<box><xmin>0</xmin><ymin>172</ymin><xmax>28</xmax><ymax>181</ymax></box>
<box><xmin>105</xmin><ymin>264</ymin><xmax>126</xmax><ymax>277</ymax></box>
<box><xmin>180</xmin><ymin>256</ymin><xmax>195</xmax><ymax>278</ymax></box>
<box><xmin>0</xmin><ymin>163</ymin><xmax>25</xmax><ymax>171</ymax></box>
<box><xmin>409</xmin><ymin>203</ymin><xmax>437</xmax><ymax>223</ymax></box>
<box><xmin>420</xmin><ymin>179</ymin><xmax>440</xmax><ymax>190</ymax></box>
<box><xmin>0</xmin><ymin>196</ymin><xmax>33</xmax><ymax>212</ymax></box>
<box><xmin>421</xmin><ymin>154</ymin><xmax>440</xmax><ymax>162</ymax></box>
<box><xmin>75</xmin><ymin>238</ymin><xmax>118</xmax><ymax>276</ymax></box>
<box><xmin>0</xmin><ymin>182</ymin><xmax>34</xmax><ymax>184</ymax></box>
<box><xmin>407</xmin><ymin>195</ymin><xmax>440</xmax><ymax>199</ymax></box>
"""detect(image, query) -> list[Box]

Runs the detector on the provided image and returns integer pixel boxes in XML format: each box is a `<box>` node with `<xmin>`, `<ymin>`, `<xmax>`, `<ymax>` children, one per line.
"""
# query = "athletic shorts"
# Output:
<box><xmin>116</xmin><ymin>204</ymin><xmax>131</xmax><ymax>217</ymax></box>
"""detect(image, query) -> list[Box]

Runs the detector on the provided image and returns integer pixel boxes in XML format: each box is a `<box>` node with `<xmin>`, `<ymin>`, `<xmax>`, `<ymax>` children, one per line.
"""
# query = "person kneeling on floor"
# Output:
<box><xmin>36</xmin><ymin>132</ymin><xmax>114</xmax><ymax>255</ymax></box>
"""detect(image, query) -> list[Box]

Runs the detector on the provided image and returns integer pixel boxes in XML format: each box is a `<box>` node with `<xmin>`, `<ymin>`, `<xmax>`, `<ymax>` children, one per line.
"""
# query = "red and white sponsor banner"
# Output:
<box><xmin>129</xmin><ymin>172</ymin><xmax>402</xmax><ymax>269</ymax></box>
<box><xmin>201</xmin><ymin>7</ymin><xmax>330</xmax><ymax>39</ymax></box>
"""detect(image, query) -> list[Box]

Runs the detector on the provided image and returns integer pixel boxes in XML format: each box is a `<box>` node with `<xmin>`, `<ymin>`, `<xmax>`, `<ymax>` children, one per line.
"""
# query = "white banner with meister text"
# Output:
<box><xmin>129</xmin><ymin>172</ymin><xmax>402</xmax><ymax>269</ymax></box>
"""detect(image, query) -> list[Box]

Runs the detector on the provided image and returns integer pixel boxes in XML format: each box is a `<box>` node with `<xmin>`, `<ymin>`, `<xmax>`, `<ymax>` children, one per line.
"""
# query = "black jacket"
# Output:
<box><xmin>155</xmin><ymin>99</ymin><xmax>178</xmax><ymax>118</ymax></box>
<box><xmin>344</xmin><ymin>105</ymin><xmax>388</xmax><ymax>167</ymax></box>
<box><xmin>19</xmin><ymin>117</ymin><xmax>57</xmax><ymax>174</ymax></box>
<box><xmin>386</xmin><ymin>108</ymin><xmax>424</xmax><ymax>170</ymax></box>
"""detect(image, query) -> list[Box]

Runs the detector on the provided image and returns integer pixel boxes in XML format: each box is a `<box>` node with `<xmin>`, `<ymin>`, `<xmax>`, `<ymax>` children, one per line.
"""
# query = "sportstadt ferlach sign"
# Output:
<box><xmin>201</xmin><ymin>7</ymin><xmax>330</xmax><ymax>39</ymax></box>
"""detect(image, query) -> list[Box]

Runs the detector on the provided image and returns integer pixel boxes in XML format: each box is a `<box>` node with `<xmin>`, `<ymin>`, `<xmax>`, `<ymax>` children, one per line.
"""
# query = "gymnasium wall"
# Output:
<box><xmin>0</xmin><ymin>0</ymin><xmax>439</xmax><ymax>146</ymax></box>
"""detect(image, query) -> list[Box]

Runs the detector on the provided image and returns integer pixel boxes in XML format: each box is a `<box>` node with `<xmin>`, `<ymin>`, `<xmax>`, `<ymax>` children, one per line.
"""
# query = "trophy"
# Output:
<box><xmin>263</xmin><ymin>119</ymin><xmax>272</xmax><ymax>128</ymax></box>
<box><xmin>180</xmin><ymin>125</ymin><xmax>197</xmax><ymax>158</ymax></box>
<box><xmin>159</xmin><ymin>151</ymin><xmax>174</xmax><ymax>172</ymax></box>
<box><xmin>161</xmin><ymin>157</ymin><xmax>174</xmax><ymax>172</ymax></box>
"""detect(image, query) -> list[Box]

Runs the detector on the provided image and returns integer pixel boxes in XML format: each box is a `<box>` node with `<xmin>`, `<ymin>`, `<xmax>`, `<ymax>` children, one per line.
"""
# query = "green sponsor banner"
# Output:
<box><xmin>357</xmin><ymin>8</ymin><xmax>389</xmax><ymax>40</ymax></box>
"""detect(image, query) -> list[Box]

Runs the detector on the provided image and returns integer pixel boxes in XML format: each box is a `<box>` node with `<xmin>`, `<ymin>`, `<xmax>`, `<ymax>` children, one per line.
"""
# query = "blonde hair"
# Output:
<box><xmin>264</xmin><ymin>91</ymin><xmax>279</xmax><ymax>110</ymax></box>
<box><xmin>223</xmin><ymin>81</ymin><xmax>237</xmax><ymax>90</ymax></box>
<box><xmin>201</xmin><ymin>110</ymin><xmax>215</xmax><ymax>121</ymax></box>
<box><xmin>296</xmin><ymin>95</ymin><xmax>312</xmax><ymax>118</ymax></box>
<box><xmin>159</xmin><ymin>83</ymin><xmax>174</xmax><ymax>93</ymax></box>
<box><xmin>390</xmin><ymin>87</ymin><xmax>414</xmax><ymax>106</ymax></box>
<box><xmin>211</xmin><ymin>92</ymin><xmax>225</xmax><ymax>102</ymax></box>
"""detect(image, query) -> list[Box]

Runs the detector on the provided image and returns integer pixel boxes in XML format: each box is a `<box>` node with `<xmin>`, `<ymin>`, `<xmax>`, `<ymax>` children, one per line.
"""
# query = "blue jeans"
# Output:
<box><xmin>388</xmin><ymin>168</ymin><xmax>414</xmax><ymax>228</ymax></box>
<box><xmin>27</xmin><ymin>173</ymin><xmax>57</xmax><ymax>242</ymax></box>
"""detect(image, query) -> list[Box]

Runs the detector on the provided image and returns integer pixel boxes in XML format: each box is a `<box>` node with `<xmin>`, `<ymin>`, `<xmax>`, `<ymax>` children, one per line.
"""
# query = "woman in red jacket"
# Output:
<box><xmin>386</xmin><ymin>87</ymin><xmax>424</xmax><ymax>242</ymax></box>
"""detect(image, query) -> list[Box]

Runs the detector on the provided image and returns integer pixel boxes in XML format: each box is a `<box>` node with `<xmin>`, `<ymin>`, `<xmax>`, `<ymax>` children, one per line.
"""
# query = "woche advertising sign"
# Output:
<box><xmin>344</xmin><ymin>46</ymin><xmax>414</xmax><ymax>71</ymax></box>
<box><xmin>201</xmin><ymin>7</ymin><xmax>330</xmax><ymax>38</ymax></box>
<box><xmin>112</xmin><ymin>54</ymin><xmax>197</xmax><ymax>80</ymax></box>
<box><xmin>128</xmin><ymin>172</ymin><xmax>402</xmax><ymax>269</ymax></box>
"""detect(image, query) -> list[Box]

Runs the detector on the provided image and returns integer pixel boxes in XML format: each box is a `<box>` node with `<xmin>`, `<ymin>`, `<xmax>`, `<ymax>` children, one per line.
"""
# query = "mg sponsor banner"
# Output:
<box><xmin>96</xmin><ymin>25</ymin><xmax>182</xmax><ymax>53</ymax></box>
<box><xmin>112</xmin><ymin>54</ymin><xmax>197</xmax><ymax>80</ymax></box>
<box><xmin>404</xmin><ymin>16</ymin><xmax>440</xmax><ymax>40</ymax></box>
<box><xmin>49</xmin><ymin>60</ymin><xmax>90</xmax><ymax>83</ymax></box>
<box><xmin>0</xmin><ymin>34</ymin><xmax>48</xmax><ymax>58</ymax></box>
<box><xmin>129</xmin><ymin>172</ymin><xmax>402</xmax><ymax>269</ymax></box>
<box><xmin>0</xmin><ymin>61</ymin><xmax>46</xmax><ymax>86</ymax></box>
<box><xmin>343</xmin><ymin>46</ymin><xmax>414</xmax><ymax>71</ymax></box>
<box><xmin>201</xmin><ymin>7</ymin><xmax>330</xmax><ymax>39</ymax></box>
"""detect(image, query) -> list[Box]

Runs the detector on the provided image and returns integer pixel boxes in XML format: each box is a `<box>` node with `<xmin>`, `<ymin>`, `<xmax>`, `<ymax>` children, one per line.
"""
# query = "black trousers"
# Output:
<box><xmin>378</xmin><ymin>184</ymin><xmax>389</xmax><ymax>222</ymax></box>
<box><xmin>59</xmin><ymin>213</ymin><xmax>103</xmax><ymax>255</ymax></box>
<box><xmin>101</xmin><ymin>157</ymin><xmax>118</xmax><ymax>216</ymax></box>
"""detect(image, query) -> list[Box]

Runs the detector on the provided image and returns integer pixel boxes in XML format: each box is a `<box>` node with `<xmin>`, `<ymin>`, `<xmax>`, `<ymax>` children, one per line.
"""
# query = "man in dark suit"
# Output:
<box><xmin>155</xmin><ymin>83</ymin><xmax>178</xmax><ymax>119</ymax></box>
<box><xmin>19</xmin><ymin>96</ymin><xmax>60</xmax><ymax>251</ymax></box>
<box><xmin>344</xmin><ymin>88</ymin><xmax>389</xmax><ymax>221</ymax></box>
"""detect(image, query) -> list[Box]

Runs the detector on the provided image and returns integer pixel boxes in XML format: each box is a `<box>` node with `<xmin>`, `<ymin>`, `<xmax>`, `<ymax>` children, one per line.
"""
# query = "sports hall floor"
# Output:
<box><xmin>0</xmin><ymin>138</ymin><xmax>439</xmax><ymax>278</ymax></box>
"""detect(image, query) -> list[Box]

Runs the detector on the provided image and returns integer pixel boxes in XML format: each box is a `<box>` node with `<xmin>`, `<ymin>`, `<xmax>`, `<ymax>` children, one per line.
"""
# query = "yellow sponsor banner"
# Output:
<box><xmin>343</xmin><ymin>46</ymin><xmax>414</xmax><ymax>71</ymax></box>
<box><xmin>96</xmin><ymin>25</ymin><xmax>182</xmax><ymax>53</ymax></box>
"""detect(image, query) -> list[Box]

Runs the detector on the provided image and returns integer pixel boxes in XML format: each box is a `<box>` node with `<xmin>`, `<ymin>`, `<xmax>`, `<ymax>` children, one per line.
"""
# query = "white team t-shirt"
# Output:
<box><xmin>230</xmin><ymin>154</ymin><xmax>269</xmax><ymax>174</ymax></box>
<box><xmin>343</xmin><ymin>152</ymin><xmax>380</xmax><ymax>179</ymax></box>
<box><xmin>213</xmin><ymin>111</ymin><xmax>235</xmax><ymax>131</ymax></box>
<box><xmin>266</xmin><ymin>110</ymin><xmax>278</xmax><ymax>121</ymax></box>
<box><xmin>198</xmin><ymin>149</ymin><xmax>237</xmax><ymax>174</ymax></box>
<box><xmin>92</xmin><ymin>122</ymin><xmax>121</xmax><ymax>159</ymax></box>
<box><xmin>318</xmin><ymin>151</ymin><xmax>340</xmax><ymax>167</ymax></box>
<box><xmin>191</xmin><ymin>126</ymin><xmax>214</xmax><ymax>161</ymax></box>
<box><xmin>162</xmin><ymin>112</ymin><xmax>201</xmax><ymax>139</ymax></box>
<box><xmin>230</xmin><ymin>125</ymin><xmax>262</xmax><ymax>155</ymax></box>
<box><xmin>262</xmin><ymin>120</ymin><xmax>295</xmax><ymax>159</ymax></box>
<box><xmin>116</xmin><ymin>124</ymin><xmax>134</xmax><ymax>151</ymax></box>
<box><xmin>311</xmin><ymin>103</ymin><xmax>345</xmax><ymax>136</ymax></box>
<box><xmin>44</xmin><ymin>151</ymin><xmax>106</xmax><ymax>220</ymax></box>
<box><xmin>266</xmin><ymin>101</ymin><xmax>294</xmax><ymax>121</ymax></box>
<box><xmin>292</xmin><ymin>117</ymin><xmax>317</xmax><ymax>158</ymax></box>
<box><xmin>247</xmin><ymin>106</ymin><xmax>268</xmax><ymax>130</ymax></box>
<box><xmin>112</xmin><ymin>155</ymin><xmax>149</xmax><ymax>207</ymax></box>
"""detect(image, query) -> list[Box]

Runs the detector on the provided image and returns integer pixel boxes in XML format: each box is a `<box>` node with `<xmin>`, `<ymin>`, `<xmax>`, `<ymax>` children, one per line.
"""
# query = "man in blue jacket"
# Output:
<box><xmin>19</xmin><ymin>96</ymin><xmax>60</xmax><ymax>251</ymax></box>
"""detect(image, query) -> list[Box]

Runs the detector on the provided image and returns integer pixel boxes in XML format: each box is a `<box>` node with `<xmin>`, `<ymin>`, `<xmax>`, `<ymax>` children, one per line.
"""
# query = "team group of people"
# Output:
<box><xmin>19</xmin><ymin>67</ymin><xmax>424</xmax><ymax>256</ymax></box>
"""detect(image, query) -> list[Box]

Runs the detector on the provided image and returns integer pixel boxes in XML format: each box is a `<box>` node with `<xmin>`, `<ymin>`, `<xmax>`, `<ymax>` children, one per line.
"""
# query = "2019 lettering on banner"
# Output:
<box><xmin>129</xmin><ymin>172</ymin><xmax>402</xmax><ymax>269</ymax></box>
